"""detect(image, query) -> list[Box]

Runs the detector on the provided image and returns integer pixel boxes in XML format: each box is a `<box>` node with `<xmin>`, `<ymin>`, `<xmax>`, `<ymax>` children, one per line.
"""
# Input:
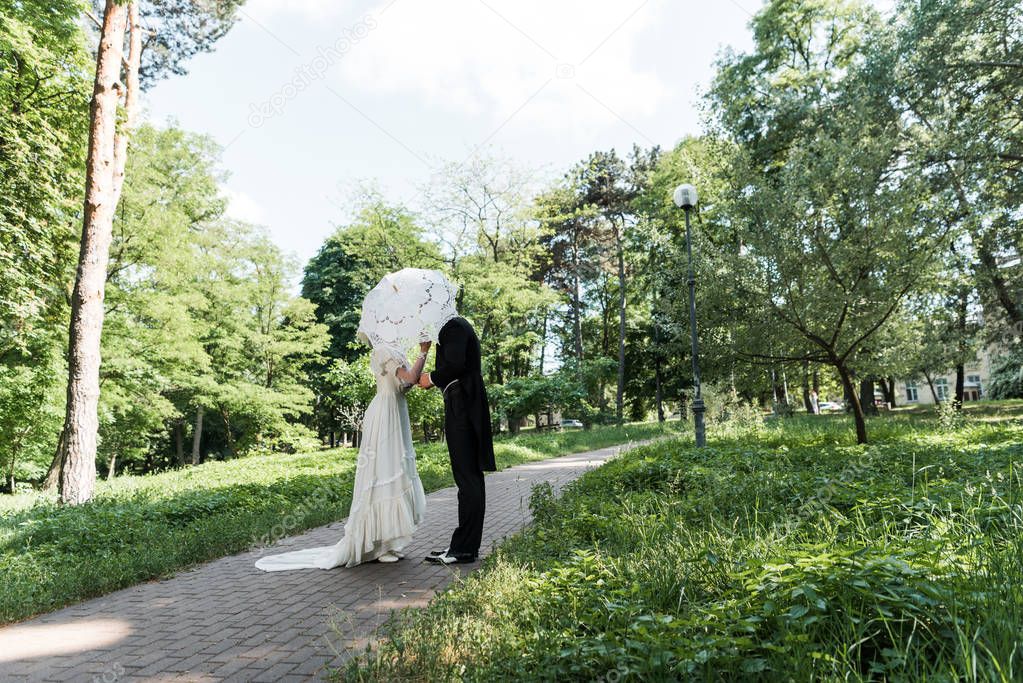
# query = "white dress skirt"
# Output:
<box><xmin>255</xmin><ymin>347</ymin><xmax>427</xmax><ymax>570</ymax></box>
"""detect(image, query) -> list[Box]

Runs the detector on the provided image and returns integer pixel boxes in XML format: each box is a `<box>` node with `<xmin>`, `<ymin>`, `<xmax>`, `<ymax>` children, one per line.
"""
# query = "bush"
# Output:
<box><xmin>337</xmin><ymin>403</ymin><xmax>1023</xmax><ymax>681</ymax></box>
<box><xmin>703</xmin><ymin>383</ymin><xmax>764</xmax><ymax>435</ymax></box>
<box><xmin>936</xmin><ymin>396</ymin><xmax>967</xmax><ymax>431</ymax></box>
<box><xmin>989</xmin><ymin>345</ymin><xmax>1023</xmax><ymax>399</ymax></box>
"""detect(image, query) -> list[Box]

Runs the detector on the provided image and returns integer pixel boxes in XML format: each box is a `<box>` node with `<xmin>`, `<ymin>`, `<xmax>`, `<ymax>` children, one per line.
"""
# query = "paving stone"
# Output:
<box><xmin>0</xmin><ymin>444</ymin><xmax>638</xmax><ymax>680</ymax></box>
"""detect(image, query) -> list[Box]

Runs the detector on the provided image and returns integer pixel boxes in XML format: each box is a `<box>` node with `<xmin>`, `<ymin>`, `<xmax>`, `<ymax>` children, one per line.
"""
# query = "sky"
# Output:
<box><xmin>143</xmin><ymin>0</ymin><xmax>767</xmax><ymax>267</ymax></box>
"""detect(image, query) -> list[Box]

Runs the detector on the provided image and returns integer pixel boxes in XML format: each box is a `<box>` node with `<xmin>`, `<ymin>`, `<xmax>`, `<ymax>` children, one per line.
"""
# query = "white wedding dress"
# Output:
<box><xmin>255</xmin><ymin>347</ymin><xmax>427</xmax><ymax>570</ymax></box>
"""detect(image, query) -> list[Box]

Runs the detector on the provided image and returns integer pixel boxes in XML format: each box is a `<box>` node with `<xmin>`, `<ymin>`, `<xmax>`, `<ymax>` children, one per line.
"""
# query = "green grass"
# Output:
<box><xmin>337</xmin><ymin>401</ymin><xmax>1023</xmax><ymax>682</ymax></box>
<box><xmin>0</xmin><ymin>420</ymin><xmax>679</xmax><ymax>625</ymax></box>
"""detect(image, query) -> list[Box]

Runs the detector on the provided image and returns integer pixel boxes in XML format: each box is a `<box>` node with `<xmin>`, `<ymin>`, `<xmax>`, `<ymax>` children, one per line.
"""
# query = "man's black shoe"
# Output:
<box><xmin>424</xmin><ymin>551</ymin><xmax>477</xmax><ymax>565</ymax></box>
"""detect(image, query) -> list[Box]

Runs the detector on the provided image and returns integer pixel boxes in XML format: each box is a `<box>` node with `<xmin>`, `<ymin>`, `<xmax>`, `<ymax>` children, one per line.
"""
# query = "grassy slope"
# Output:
<box><xmin>0</xmin><ymin>420</ymin><xmax>680</xmax><ymax>625</ymax></box>
<box><xmin>339</xmin><ymin>402</ymin><xmax>1023</xmax><ymax>681</ymax></box>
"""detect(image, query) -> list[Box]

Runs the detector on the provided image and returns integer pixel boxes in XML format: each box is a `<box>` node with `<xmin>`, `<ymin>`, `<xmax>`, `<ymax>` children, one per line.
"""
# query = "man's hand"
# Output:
<box><xmin>418</xmin><ymin>372</ymin><xmax>434</xmax><ymax>389</ymax></box>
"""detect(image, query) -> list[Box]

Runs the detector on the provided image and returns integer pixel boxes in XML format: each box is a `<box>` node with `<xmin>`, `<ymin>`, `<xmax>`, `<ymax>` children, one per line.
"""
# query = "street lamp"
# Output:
<box><xmin>673</xmin><ymin>183</ymin><xmax>706</xmax><ymax>447</ymax></box>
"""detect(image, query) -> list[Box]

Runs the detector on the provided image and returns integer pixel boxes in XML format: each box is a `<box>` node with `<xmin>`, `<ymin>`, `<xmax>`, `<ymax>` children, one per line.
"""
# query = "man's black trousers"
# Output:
<box><xmin>444</xmin><ymin>384</ymin><xmax>485</xmax><ymax>556</ymax></box>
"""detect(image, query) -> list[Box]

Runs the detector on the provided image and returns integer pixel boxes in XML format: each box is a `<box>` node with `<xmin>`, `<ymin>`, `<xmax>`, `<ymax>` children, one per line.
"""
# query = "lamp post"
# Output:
<box><xmin>673</xmin><ymin>183</ymin><xmax>706</xmax><ymax>447</ymax></box>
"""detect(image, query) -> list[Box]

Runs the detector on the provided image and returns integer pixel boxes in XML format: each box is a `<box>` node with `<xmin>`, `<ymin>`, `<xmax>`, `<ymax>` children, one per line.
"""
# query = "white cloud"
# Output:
<box><xmin>223</xmin><ymin>187</ymin><xmax>268</xmax><ymax>225</ymax></box>
<box><xmin>338</xmin><ymin>0</ymin><xmax>668</xmax><ymax>138</ymax></box>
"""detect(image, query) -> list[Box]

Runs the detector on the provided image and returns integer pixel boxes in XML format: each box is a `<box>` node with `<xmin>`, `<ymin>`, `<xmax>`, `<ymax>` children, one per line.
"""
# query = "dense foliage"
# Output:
<box><xmin>339</xmin><ymin>401</ymin><xmax>1023</xmax><ymax>681</ymax></box>
<box><xmin>2</xmin><ymin>0</ymin><xmax>1020</xmax><ymax>491</ymax></box>
<box><xmin>989</xmin><ymin>347</ymin><xmax>1023</xmax><ymax>399</ymax></box>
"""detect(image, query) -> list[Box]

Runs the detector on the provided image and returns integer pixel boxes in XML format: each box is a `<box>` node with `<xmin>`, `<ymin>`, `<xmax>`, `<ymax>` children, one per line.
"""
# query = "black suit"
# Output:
<box><xmin>431</xmin><ymin>317</ymin><xmax>495</xmax><ymax>556</ymax></box>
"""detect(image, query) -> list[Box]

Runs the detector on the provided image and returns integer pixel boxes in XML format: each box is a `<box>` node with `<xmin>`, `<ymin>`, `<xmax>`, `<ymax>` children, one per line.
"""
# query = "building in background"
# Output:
<box><xmin>896</xmin><ymin>346</ymin><xmax>1001</xmax><ymax>406</ymax></box>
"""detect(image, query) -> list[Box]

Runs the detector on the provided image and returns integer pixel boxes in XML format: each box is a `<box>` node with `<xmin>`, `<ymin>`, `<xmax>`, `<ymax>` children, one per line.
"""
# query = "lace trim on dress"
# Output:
<box><xmin>344</xmin><ymin>488</ymin><xmax>421</xmax><ymax>564</ymax></box>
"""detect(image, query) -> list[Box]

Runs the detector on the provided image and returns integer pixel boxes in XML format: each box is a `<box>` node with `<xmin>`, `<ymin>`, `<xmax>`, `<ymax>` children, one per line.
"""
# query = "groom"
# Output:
<box><xmin>418</xmin><ymin>316</ymin><xmax>495</xmax><ymax>564</ymax></box>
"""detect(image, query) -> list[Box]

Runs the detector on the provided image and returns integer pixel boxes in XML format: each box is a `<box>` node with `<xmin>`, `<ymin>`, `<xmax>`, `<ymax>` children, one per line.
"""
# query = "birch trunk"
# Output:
<box><xmin>572</xmin><ymin>243</ymin><xmax>584</xmax><ymax>367</ymax></box>
<box><xmin>954</xmin><ymin>288</ymin><xmax>967</xmax><ymax>410</ymax></box>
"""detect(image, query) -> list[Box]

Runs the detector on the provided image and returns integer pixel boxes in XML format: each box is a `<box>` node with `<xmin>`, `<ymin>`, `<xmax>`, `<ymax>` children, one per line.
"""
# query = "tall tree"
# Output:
<box><xmin>192</xmin><ymin>221</ymin><xmax>328</xmax><ymax>458</ymax></box>
<box><xmin>709</xmin><ymin>0</ymin><xmax>951</xmax><ymax>443</ymax></box>
<box><xmin>888</xmin><ymin>0</ymin><xmax>1023</xmax><ymax>336</ymax></box>
<box><xmin>95</xmin><ymin>124</ymin><xmax>222</xmax><ymax>476</ymax></box>
<box><xmin>423</xmin><ymin>154</ymin><xmax>554</xmax><ymax>386</ymax></box>
<box><xmin>1</xmin><ymin>0</ymin><xmax>91</xmax><ymax>490</ymax></box>
<box><xmin>57</xmin><ymin>0</ymin><xmax>243</xmax><ymax>503</ymax></box>
<box><xmin>536</xmin><ymin>183</ymin><xmax>602</xmax><ymax>372</ymax></box>
<box><xmin>569</xmin><ymin>147</ymin><xmax>658</xmax><ymax>424</ymax></box>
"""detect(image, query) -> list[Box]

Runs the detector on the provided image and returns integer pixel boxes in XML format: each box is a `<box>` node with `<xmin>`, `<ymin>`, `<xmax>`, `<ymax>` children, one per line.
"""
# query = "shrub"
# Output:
<box><xmin>337</xmin><ymin>402</ymin><xmax>1023</xmax><ymax>681</ymax></box>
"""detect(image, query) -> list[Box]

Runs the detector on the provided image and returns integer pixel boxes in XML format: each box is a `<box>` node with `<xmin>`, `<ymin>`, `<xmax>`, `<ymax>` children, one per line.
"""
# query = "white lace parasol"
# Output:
<box><xmin>356</xmin><ymin>269</ymin><xmax>459</xmax><ymax>351</ymax></box>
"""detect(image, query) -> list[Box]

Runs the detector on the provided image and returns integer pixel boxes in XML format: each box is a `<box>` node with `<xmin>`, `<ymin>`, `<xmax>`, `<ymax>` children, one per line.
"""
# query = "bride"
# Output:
<box><xmin>255</xmin><ymin>341</ymin><xmax>430</xmax><ymax>570</ymax></box>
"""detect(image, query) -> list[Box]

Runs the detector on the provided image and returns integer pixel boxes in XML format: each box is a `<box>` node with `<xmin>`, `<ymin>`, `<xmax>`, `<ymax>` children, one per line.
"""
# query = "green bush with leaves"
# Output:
<box><xmin>339</xmin><ymin>402</ymin><xmax>1023</xmax><ymax>681</ymax></box>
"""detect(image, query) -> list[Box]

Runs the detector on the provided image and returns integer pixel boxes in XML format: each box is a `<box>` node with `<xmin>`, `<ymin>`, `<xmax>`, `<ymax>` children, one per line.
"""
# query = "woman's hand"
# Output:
<box><xmin>419</xmin><ymin>340</ymin><xmax>432</xmax><ymax>353</ymax></box>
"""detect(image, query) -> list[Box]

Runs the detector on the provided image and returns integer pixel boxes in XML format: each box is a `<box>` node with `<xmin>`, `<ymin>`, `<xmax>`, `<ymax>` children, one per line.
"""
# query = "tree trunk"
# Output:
<box><xmin>42</xmin><ymin>427</ymin><xmax>67</xmax><ymax>491</ymax></box>
<box><xmin>111</xmin><ymin>2</ymin><xmax>141</xmax><ymax>197</ymax></box>
<box><xmin>954</xmin><ymin>287</ymin><xmax>967</xmax><ymax>410</ymax></box>
<box><xmin>977</xmin><ymin>240</ymin><xmax>1023</xmax><ymax>326</ymax></box>
<box><xmin>923</xmin><ymin>371</ymin><xmax>940</xmax><ymax>404</ymax></box>
<box><xmin>106</xmin><ymin>452</ymin><xmax>117</xmax><ymax>480</ymax></box>
<box><xmin>58</xmin><ymin>0</ymin><xmax>128</xmax><ymax>505</ymax></box>
<box><xmin>572</xmin><ymin>242</ymin><xmax>584</xmax><ymax>367</ymax></box>
<box><xmin>174</xmin><ymin>420</ymin><xmax>185</xmax><ymax>466</ymax></box>
<box><xmin>955</xmin><ymin>363</ymin><xmax>965</xmax><ymax>410</ymax></box>
<box><xmin>5</xmin><ymin>449</ymin><xmax>14</xmax><ymax>493</ymax></box>
<box><xmin>843</xmin><ymin>378</ymin><xmax>855</xmax><ymax>413</ymax></box>
<box><xmin>801</xmin><ymin>361</ymin><xmax>812</xmax><ymax>413</ymax></box>
<box><xmin>615</xmin><ymin>233</ymin><xmax>626</xmax><ymax>426</ymax></box>
<box><xmin>538</xmin><ymin>309</ymin><xmax>548</xmax><ymax>373</ymax></box>
<box><xmin>655</xmin><ymin>358</ymin><xmax>665</xmax><ymax>422</ymax></box>
<box><xmin>58</xmin><ymin>1</ymin><xmax>139</xmax><ymax>505</ymax></box>
<box><xmin>220</xmin><ymin>407</ymin><xmax>237</xmax><ymax>458</ymax></box>
<box><xmin>5</xmin><ymin>427</ymin><xmax>28</xmax><ymax>493</ymax></box>
<box><xmin>836</xmin><ymin>362</ymin><xmax>868</xmax><ymax>444</ymax></box>
<box><xmin>859</xmin><ymin>378</ymin><xmax>879</xmax><ymax>416</ymax></box>
<box><xmin>879</xmin><ymin>376</ymin><xmax>896</xmax><ymax>408</ymax></box>
<box><xmin>191</xmin><ymin>405</ymin><xmax>204</xmax><ymax>465</ymax></box>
